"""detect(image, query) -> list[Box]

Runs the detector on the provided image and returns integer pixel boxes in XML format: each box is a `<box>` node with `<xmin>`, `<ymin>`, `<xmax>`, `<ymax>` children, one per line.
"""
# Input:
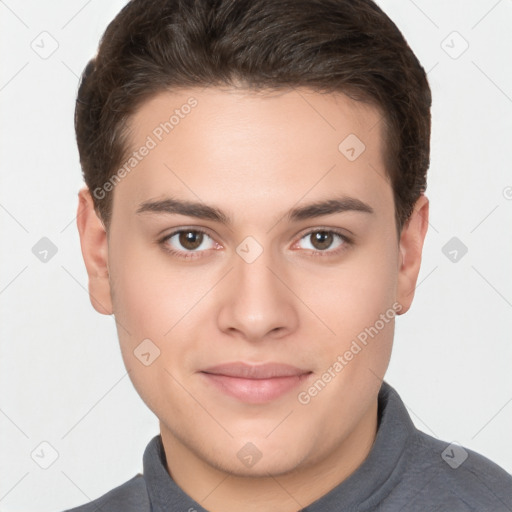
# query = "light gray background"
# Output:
<box><xmin>1</xmin><ymin>1</ymin><xmax>511</xmax><ymax>510</ymax></box>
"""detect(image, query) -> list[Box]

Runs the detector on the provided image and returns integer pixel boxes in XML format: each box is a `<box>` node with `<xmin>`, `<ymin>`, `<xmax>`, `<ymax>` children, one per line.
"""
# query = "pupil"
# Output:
<box><xmin>179</xmin><ymin>231</ymin><xmax>203</xmax><ymax>250</ymax></box>
<box><xmin>312</xmin><ymin>231</ymin><xmax>333</xmax><ymax>250</ymax></box>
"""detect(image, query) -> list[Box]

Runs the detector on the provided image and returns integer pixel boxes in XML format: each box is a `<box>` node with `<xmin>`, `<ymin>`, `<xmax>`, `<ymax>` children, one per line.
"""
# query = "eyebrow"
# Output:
<box><xmin>136</xmin><ymin>196</ymin><xmax>374</xmax><ymax>224</ymax></box>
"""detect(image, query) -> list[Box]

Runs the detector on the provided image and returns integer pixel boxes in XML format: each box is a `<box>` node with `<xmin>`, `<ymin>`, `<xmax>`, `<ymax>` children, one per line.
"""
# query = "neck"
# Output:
<box><xmin>160</xmin><ymin>398</ymin><xmax>379</xmax><ymax>512</ymax></box>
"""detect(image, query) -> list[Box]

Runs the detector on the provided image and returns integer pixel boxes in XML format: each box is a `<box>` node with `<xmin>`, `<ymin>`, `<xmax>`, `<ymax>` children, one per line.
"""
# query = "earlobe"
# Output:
<box><xmin>396</xmin><ymin>195</ymin><xmax>429</xmax><ymax>315</ymax></box>
<box><xmin>76</xmin><ymin>187</ymin><xmax>113</xmax><ymax>315</ymax></box>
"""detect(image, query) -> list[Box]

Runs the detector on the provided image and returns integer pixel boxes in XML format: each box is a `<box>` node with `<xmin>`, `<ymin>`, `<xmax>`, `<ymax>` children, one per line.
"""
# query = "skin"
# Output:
<box><xmin>77</xmin><ymin>86</ymin><xmax>429</xmax><ymax>512</ymax></box>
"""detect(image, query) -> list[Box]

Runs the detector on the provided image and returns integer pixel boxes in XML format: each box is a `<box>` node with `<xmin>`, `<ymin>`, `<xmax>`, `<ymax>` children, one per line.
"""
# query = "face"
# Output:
<box><xmin>78</xmin><ymin>86</ymin><xmax>428</xmax><ymax>478</ymax></box>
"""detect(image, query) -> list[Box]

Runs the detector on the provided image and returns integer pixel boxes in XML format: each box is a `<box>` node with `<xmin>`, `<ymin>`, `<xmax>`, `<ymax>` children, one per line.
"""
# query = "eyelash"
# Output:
<box><xmin>158</xmin><ymin>228</ymin><xmax>353</xmax><ymax>260</ymax></box>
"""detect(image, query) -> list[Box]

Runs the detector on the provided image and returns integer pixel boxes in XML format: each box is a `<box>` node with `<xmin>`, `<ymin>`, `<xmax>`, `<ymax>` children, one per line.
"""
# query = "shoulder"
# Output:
<box><xmin>62</xmin><ymin>474</ymin><xmax>149</xmax><ymax>512</ymax></box>
<box><xmin>404</xmin><ymin>429</ymin><xmax>512</xmax><ymax>509</ymax></box>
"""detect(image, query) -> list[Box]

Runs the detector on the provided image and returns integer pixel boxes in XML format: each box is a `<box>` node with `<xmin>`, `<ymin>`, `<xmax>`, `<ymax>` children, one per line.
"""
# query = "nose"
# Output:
<box><xmin>216</xmin><ymin>248</ymin><xmax>299</xmax><ymax>343</ymax></box>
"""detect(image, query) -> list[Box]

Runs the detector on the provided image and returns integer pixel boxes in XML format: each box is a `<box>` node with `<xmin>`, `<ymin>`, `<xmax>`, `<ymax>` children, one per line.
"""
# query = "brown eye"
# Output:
<box><xmin>179</xmin><ymin>230</ymin><xmax>204</xmax><ymax>250</ymax></box>
<box><xmin>310</xmin><ymin>231</ymin><xmax>334</xmax><ymax>250</ymax></box>
<box><xmin>162</xmin><ymin>229</ymin><xmax>216</xmax><ymax>256</ymax></box>
<box><xmin>295</xmin><ymin>230</ymin><xmax>348</xmax><ymax>254</ymax></box>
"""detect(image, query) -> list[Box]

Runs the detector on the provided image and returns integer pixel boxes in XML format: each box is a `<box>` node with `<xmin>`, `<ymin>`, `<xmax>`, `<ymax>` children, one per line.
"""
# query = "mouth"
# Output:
<box><xmin>199</xmin><ymin>362</ymin><xmax>313</xmax><ymax>404</ymax></box>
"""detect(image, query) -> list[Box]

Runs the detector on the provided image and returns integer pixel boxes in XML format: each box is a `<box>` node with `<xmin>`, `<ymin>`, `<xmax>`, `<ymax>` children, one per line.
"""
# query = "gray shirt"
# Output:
<box><xmin>63</xmin><ymin>381</ymin><xmax>512</xmax><ymax>511</ymax></box>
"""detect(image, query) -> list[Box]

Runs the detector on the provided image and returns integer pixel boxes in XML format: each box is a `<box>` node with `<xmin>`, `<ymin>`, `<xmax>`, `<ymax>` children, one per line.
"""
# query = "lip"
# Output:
<box><xmin>200</xmin><ymin>362</ymin><xmax>312</xmax><ymax>404</ymax></box>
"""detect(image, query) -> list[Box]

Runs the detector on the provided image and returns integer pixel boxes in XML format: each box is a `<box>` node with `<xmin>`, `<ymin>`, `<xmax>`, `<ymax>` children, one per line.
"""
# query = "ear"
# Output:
<box><xmin>396</xmin><ymin>194</ymin><xmax>429</xmax><ymax>315</ymax></box>
<box><xmin>76</xmin><ymin>187</ymin><xmax>113</xmax><ymax>315</ymax></box>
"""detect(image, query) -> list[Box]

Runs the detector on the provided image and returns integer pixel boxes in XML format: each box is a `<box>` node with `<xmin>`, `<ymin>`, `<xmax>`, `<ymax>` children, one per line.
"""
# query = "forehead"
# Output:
<box><xmin>115</xmin><ymin>86</ymin><xmax>391</xmax><ymax>218</ymax></box>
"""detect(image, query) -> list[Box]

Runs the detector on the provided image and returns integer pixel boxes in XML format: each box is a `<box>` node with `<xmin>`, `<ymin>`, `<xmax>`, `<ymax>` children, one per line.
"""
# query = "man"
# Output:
<box><xmin>68</xmin><ymin>0</ymin><xmax>512</xmax><ymax>510</ymax></box>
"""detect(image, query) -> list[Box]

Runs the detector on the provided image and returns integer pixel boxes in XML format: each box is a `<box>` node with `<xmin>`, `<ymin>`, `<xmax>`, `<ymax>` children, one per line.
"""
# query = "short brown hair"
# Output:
<box><xmin>75</xmin><ymin>0</ymin><xmax>431</xmax><ymax>235</ymax></box>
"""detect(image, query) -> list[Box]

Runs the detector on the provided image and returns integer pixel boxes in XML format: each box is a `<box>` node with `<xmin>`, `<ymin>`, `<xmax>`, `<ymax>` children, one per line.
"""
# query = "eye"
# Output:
<box><xmin>160</xmin><ymin>229</ymin><xmax>218</xmax><ymax>258</ymax></box>
<box><xmin>295</xmin><ymin>229</ymin><xmax>351</xmax><ymax>254</ymax></box>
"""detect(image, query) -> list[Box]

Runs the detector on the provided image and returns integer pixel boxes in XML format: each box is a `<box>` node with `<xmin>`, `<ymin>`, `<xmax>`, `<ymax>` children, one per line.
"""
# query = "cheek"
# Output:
<box><xmin>108</xmin><ymin>241</ymin><xmax>224</xmax><ymax>387</ymax></box>
<box><xmin>108</xmin><ymin>244</ymin><xmax>197</xmax><ymax>414</ymax></box>
<box><xmin>305</xmin><ymin>242</ymin><xmax>398</xmax><ymax>330</ymax></box>
<box><xmin>111</xmin><ymin>265</ymin><xmax>167</xmax><ymax>334</ymax></box>
<box><xmin>294</xmin><ymin>237</ymin><xmax>399</xmax><ymax>378</ymax></box>
<box><xmin>109</xmin><ymin>240</ymin><xmax>206</xmax><ymax>336</ymax></box>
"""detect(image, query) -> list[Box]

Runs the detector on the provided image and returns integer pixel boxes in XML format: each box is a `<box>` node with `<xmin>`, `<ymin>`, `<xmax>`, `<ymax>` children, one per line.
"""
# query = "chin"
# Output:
<box><xmin>220</xmin><ymin>451</ymin><xmax>306</xmax><ymax>478</ymax></box>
